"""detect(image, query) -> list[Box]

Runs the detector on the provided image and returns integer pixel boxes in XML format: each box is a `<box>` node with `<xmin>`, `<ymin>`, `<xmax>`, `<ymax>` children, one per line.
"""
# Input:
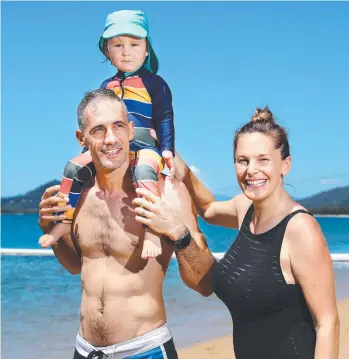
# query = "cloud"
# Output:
<box><xmin>320</xmin><ymin>178</ymin><xmax>341</xmax><ymax>185</ymax></box>
<box><xmin>189</xmin><ymin>165</ymin><xmax>201</xmax><ymax>175</ymax></box>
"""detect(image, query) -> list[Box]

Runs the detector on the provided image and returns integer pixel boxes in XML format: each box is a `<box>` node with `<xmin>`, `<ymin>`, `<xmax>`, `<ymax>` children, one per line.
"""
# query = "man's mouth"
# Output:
<box><xmin>101</xmin><ymin>148</ymin><xmax>121</xmax><ymax>156</ymax></box>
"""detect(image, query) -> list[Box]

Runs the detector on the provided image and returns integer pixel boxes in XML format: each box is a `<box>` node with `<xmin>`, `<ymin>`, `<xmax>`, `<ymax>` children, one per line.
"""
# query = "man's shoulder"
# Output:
<box><xmin>77</xmin><ymin>181</ymin><xmax>96</xmax><ymax>205</ymax></box>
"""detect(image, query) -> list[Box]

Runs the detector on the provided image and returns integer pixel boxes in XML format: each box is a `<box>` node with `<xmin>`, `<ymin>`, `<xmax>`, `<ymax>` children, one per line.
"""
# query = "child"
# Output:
<box><xmin>39</xmin><ymin>10</ymin><xmax>175</xmax><ymax>259</ymax></box>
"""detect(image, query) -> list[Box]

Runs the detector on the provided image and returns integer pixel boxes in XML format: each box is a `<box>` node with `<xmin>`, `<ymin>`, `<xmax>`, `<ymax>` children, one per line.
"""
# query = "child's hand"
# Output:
<box><xmin>162</xmin><ymin>150</ymin><xmax>175</xmax><ymax>179</ymax></box>
<box><xmin>149</xmin><ymin>129</ymin><xmax>158</xmax><ymax>142</ymax></box>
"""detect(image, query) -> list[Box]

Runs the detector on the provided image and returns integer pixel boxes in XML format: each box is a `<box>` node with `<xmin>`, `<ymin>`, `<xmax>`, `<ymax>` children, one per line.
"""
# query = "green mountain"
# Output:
<box><xmin>1</xmin><ymin>180</ymin><xmax>60</xmax><ymax>213</ymax></box>
<box><xmin>298</xmin><ymin>186</ymin><xmax>349</xmax><ymax>215</ymax></box>
<box><xmin>1</xmin><ymin>181</ymin><xmax>349</xmax><ymax>215</ymax></box>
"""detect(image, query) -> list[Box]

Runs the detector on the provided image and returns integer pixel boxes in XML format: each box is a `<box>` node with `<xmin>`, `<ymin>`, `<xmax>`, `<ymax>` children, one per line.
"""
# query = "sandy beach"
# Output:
<box><xmin>178</xmin><ymin>298</ymin><xmax>349</xmax><ymax>359</ymax></box>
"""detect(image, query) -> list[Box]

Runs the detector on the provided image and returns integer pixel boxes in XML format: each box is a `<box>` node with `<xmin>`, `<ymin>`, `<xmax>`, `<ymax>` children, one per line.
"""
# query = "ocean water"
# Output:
<box><xmin>1</xmin><ymin>214</ymin><xmax>349</xmax><ymax>359</ymax></box>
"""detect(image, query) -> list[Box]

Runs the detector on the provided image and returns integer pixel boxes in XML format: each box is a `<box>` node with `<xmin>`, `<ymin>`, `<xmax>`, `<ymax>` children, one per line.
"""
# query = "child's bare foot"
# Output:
<box><xmin>38</xmin><ymin>222</ymin><xmax>71</xmax><ymax>248</ymax></box>
<box><xmin>39</xmin><ymin>234</ymin><xmax>58</xmax><ymax>248</ymax></box>
<box><xmin>141</xmin><ymin>238</ymin><xmax>162</xmax><ymax>259</ymax></box>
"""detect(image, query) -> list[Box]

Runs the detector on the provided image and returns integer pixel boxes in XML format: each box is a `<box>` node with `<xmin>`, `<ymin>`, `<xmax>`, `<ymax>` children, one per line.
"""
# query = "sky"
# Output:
<box><xmin>1</xmin><ymin>1</ymin><xmax>349</xmax><ymax>199</ymax></box>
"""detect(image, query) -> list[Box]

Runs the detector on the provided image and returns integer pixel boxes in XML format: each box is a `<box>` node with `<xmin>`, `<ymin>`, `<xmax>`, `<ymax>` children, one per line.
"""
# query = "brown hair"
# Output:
<box><xmin>233</xmin><ymin>106</ymin><xmax>290</xmax><ymax>161</ymax></box>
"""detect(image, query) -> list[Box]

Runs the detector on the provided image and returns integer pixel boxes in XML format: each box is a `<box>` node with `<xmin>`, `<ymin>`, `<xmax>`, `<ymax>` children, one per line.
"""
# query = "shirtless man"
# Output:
<box><xmin>39</xmin><ymin>88</ymin><xmax>214</xmax><ymax>359</ymax></box>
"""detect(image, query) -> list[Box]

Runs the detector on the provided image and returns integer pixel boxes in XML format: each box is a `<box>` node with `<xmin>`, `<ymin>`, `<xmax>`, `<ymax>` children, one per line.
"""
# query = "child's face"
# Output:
<box><xmin>106</xmin><ymin>35</ymin><xmax>148</xmax><ymax>73</ymax></box>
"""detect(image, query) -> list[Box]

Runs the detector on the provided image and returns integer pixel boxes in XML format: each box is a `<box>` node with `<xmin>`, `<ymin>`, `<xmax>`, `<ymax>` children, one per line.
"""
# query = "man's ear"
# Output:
<box><xmin>76</xmin><ymin>130</ymin><xmax>86</xmax><ymax>148</ymax></box>
<box><xmin>128</xmin><ymin>121</ymin><xmax>135</xmax><ymax>140</ymax></box>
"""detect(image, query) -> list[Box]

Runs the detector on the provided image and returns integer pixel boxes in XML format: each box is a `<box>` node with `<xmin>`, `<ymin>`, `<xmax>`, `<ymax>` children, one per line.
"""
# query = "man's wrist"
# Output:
<box><xmin>166</xmin><ymin>226</ymin><xmax>192</xmax><ymax>251</ymax></box>
<box><xmin>166</xmin><ymin>223</ymin><xmax>188</xmax><ymax>242</ymax></box>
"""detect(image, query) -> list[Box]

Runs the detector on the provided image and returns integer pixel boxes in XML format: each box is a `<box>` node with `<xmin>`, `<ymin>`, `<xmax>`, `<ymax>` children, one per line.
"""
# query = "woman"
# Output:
<box><xmin>133</xmin><ymin>107</ymin><xmax>340</xmax><ymax>359</ymax></box>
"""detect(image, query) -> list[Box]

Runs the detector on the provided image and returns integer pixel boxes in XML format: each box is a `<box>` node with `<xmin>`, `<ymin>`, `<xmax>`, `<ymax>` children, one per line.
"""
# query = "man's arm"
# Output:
<box><xmin>39</xmin><ymin>185</ymin><xmax>82</xmax><ymax>275</ymax></box>
<box><xmin>51</xmin><ymin>235</ymin><xmax>82</xmax><ymax>275</ymax></box>
<box><xmin>174</xmin><ymin>234</ymin><xmax>216</xmax><ymax>297</ymax></box>
<box><xmin>133</xmin><ymin>179</ymin><xmax>216</xmax><ymax>296</ymax></box>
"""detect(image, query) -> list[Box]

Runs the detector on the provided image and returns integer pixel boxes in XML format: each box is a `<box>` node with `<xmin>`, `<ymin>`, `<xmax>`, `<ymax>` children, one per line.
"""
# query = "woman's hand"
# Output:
<box><xmin>149</xmin><ymin>128</ymin><xmax>188</xmax><ymax>181</ymax></box>
<box><xmin>162</xmin><ymin>150</ymin><xmax>175</xmax><ymax>179</ymax></box>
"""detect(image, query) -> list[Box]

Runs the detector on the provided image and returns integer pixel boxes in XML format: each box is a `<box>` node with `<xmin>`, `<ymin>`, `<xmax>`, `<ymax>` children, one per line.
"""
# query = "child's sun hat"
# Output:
<box><xmin>99</xmin><ymin>10</ymin><xmax>159</xmax><ymax>74</ymax></box>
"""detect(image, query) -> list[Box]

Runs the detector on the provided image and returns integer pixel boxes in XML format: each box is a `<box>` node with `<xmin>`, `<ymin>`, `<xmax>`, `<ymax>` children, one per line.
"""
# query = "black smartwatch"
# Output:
<box><xmin>171</xmin><ymin>228</ymin><xmax>192</xmax><ymax>251</ymax></box>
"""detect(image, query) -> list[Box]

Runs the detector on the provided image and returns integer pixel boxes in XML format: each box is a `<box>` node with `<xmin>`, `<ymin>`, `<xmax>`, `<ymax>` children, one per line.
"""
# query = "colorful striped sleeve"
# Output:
<box><xmin>146</xmin><ymin>74</ymin><xmax>175</xmax><ymax>154</ymax></box>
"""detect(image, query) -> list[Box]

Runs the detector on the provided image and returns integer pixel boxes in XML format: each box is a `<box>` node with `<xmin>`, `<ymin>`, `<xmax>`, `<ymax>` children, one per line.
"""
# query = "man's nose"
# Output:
<box><xmin>104</xmin><ymin>128</ymin><xmax>118</xmax><ymax>144</ymax></box>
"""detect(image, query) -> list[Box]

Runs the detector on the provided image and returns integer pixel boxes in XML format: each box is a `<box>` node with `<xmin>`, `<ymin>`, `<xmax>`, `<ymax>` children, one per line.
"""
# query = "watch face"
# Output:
<box><xmin>175</xmin><ymin>230</ymin><xmax>191</xmax><ymax>250</ymax></box>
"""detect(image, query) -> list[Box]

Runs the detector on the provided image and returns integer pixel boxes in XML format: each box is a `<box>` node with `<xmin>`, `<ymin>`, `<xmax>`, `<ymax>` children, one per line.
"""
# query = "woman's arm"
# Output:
<box><xmin>39</xmin><ymin>185</ymin><xmax>82</xmax><ymax>275</ymax></box>
<box><xmin>287</xmin><ymin>214</ymin><xmax>339</xmax><ymax>359</ymax></box>
<box><xmin>174</xmin><ymin>151</ymin><xmax>250</xmax><ymax>228</ymax></box>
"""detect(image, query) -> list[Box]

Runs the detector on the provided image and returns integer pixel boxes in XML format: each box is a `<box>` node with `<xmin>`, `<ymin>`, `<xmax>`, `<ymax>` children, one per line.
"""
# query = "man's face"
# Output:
<box><xmin>106</xmin><ymin>35</ymin><xmax>148</xmax><ymax>73</ymax></box>
<box><xmin>77</xmin><ymin>99</ymin><xmax>134</xmax><ymax>170</ymax></box>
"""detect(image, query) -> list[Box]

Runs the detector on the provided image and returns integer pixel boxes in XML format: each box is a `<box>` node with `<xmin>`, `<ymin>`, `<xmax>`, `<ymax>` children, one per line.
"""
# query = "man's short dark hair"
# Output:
<box><xmin>77</xmin><ymin>89</ymin><xmax>127</xmax><ymax>130</ymax></box>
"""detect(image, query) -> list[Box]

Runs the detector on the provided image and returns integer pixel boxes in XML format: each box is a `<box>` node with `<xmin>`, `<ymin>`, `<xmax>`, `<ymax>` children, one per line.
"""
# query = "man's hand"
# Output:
<box><xmin>132</xmin><ymin>187</ymin><xmax>187</xmax><ymax>241</ymax></box>
<box><xmin>162</xmin><ymin>150</ymin><xmax>175</xmax><ymax>179</ymax></box>
<box><xmin>39</xmin><ymin>185</ymin><xmax>71</xmax><ymax>233</ymax></box>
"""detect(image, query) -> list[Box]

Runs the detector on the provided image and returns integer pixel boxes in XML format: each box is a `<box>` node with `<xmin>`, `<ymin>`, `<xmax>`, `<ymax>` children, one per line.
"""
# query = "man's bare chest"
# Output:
<box><xmin>73</xmin><ymin>193</ymin><xmax>144</xmax><ymax>257</ymax></box>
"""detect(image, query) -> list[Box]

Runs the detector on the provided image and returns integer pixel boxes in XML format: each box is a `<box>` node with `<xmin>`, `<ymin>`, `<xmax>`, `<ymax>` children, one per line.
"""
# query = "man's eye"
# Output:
<box><xmin>238</xmin><ymin>159</ymin><xmax>248</xmax><ymax>165</ymax></box>
<box><xmin>259</xmin><ymin>158</ymin><xmax>269</xmax><ymax>163</ymax></box>
<box><xmin>92</xmin><ymin>128</ymin><xmax>104</xmax><ymax>134</ymax></box>
<box><xmin>115</xmin><ymin>44</ymin><xmax>122</xmax><ymax>48</ymax></box>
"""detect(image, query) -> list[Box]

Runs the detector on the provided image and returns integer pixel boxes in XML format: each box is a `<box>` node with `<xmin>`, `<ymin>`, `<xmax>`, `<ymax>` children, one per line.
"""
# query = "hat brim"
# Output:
<box><xmin>99</xmin><ymin>23</ymin><xmax>147</xmax><ymax>51</ymax></box>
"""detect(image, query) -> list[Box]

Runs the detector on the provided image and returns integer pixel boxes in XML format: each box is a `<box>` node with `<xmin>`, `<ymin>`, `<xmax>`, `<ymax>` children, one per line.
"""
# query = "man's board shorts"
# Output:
<box><xmin>73</xmin><ymin>323</ymin><xmax>178</xmax><ymax>359</ymax></box>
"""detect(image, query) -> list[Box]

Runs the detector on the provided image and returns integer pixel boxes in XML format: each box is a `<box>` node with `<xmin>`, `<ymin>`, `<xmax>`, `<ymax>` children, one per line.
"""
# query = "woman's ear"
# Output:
<box><xmin>282</xmin><ymin>156</ymin><xmax>291</xmax><ymax>177</ymax></box>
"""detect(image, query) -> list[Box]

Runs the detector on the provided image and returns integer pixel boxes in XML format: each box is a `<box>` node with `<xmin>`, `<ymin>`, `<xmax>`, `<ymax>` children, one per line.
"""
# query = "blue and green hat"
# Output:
<box><xmin>99</xmin><ymin>10</ymin><xmax>159</xmax><ymax>74</ymax></box>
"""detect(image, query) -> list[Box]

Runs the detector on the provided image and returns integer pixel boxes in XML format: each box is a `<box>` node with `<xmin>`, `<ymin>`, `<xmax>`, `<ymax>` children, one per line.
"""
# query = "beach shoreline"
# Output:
<box><xmin>2</xmin><ymin>212</ymin><xmax>349</xmax><ymax>218</ymax></box>
<box><xmin>314</xmin><ymin>214</ymin><xmax>349</xmax><ymax>218</ymax></box>
<box><xmin>178</xmin><ymin>298</ymin><xmax>349</xmax><ymax>359</ymax></box>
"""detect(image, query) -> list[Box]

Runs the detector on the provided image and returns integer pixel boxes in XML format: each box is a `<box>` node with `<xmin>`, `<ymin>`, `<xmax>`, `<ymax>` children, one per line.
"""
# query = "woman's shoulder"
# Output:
<box><xmin>285</xmin><ymin>202</ymin><xmax>324</xmax><ymax>250</ymax></box>
<box><xmin>287</xmin><ymin>202</ymin><xmax>317</xmax><ymax>229</ymax></box>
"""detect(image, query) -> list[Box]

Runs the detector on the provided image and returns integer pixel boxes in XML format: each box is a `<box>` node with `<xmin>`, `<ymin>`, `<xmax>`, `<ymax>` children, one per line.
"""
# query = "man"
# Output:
<box><xmin>39</xmin><ymin>88</ymin><xmax>214</xmax><ymax>359</ymax></box>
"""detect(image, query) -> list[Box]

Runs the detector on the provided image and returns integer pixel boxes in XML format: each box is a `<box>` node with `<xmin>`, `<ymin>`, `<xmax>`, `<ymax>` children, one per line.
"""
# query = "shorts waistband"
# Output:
<box><xmin>76</xmin><ymin>323</ymin><xmax>172</xmax><ymax>358</ymax></box>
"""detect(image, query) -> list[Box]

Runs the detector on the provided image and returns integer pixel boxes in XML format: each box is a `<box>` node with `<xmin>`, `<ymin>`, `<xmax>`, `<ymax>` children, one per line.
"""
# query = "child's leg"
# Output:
<box><xmin>131</xmin><ymin>149</ymin><xmax>165</xmax><ymax>259</ymax></box>
<box><xmin>39</xmin><ymin>150</ymin><xmax>93</xmax><ymax>248</ymax></box>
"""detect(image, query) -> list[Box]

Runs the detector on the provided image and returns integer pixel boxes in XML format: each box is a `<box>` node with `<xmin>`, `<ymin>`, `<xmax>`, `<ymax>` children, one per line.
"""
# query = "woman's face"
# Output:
<box><xmin>235</xmin><ymin>132</ymin><xmax>291</xmax><ymax>202</ymax></box>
